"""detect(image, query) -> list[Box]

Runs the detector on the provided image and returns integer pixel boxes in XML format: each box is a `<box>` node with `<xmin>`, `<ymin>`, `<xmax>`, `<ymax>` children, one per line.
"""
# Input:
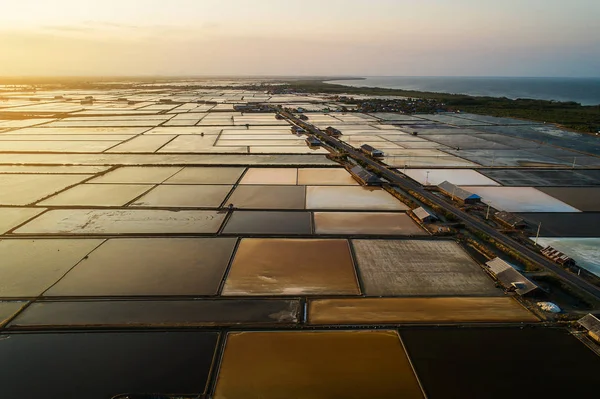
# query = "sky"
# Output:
<box><xmin>0</xmin><ymin>0</ymin><xmax>598</xmax><ymax>77</ymax></box>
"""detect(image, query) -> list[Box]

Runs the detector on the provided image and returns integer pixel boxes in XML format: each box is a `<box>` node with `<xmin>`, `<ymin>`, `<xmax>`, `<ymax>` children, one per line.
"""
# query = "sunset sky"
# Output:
<box><xmin>0</xmin><ymin>0</ymin><xmax>598</xmax><ymax>77</ymax></box>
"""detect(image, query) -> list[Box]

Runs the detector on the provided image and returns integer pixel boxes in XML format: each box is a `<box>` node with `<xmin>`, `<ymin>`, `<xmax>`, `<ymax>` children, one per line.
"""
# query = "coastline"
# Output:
<box><xmin>325</xmin><ymin>76</ymin><xmax>600</xmax><ymax>106</ymax></box>
<box><xmin>282</xmin><ymin>79</ymin><xmax>600</xmax><ymax>136</ymax></box>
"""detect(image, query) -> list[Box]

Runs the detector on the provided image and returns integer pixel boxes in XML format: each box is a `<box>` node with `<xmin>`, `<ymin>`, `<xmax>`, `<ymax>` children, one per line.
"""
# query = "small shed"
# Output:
<box><xmin>413</xmin><ymin>207</ymin><xmax>437</xmax><ymax>223</ymax></box>
<box><xmin>291</xmin><ymin>126</ymin><xmax>306</xmax><ymax>134</ymax></box>
<box><xmin>486</xmin><ymin>257</ymin><xmax>538</xmax><ymax>296</ymax></box>
<box><xmin>438</xmin><ymin>181</ymin><xmax>481</xmax><ymax>204</ymax></box>
<box><xmin>325</xmin><ymin>127</ymin><xmax>342</xmax><ymax>137</ymax></box>
<box><xmin>305</xmin><ymin>136</ymin><xmax>322</xmax><ymax>147</ymax></box>
<box><xmin>494</xmin><ymin>211</ymin><xmax>527</xmax><ymax>229</ymax></box>
<box><xmin>350</xmin><ymin>166</ymin><xmax>382</xmax><ymax>186</ymax></box>
<box><xmin>578</xmin><ymin>314</ymin><xmax>600</xmax><ymax>344</ymax></box>
<box><xmin>360</xmin><ymin>144</ymin><xmax>384</xmax><ymax>158</ymax></box>
<box><xmin>541</xmin><ymin>246</ymin><xmax>576</xmax><ymax>267</ymax></box>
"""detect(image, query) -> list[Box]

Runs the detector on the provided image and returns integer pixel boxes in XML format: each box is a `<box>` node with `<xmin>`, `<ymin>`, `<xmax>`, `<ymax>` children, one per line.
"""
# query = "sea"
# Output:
<box><xmin>326</xmin><ymin>77</ymin><xmax>600</xmax><ymax>106</ymax></box>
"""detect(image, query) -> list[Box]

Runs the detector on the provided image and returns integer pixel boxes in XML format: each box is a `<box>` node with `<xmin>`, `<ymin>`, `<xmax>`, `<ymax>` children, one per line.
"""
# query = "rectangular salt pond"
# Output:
<box><xmin>306</xmin><ymin>186</ymin><xmax>409</xmax><ymax>211</ymax></box>
<box><xmin>165</xmin><ymin>167</ymin><xmax>245</xmax><ymax>184</ymax></box>
<box><xmin>400</xmin><ymin>328</ymin><xmax>600</xmax><ymax>399</ymax></box>
<box><xmin>384</xmin><ymin>156</ymin><xmax>479</xmax><ymax>168</ymax></box>
<box><xmin>106</xmin><ymin>135</ymin><xmax>176</xmax><ymax>153</ymax></box>
<box><xmin>352</xmin><ymin>240</ymin><xmax>499</xmax><ymax>296</ymax></box>
<box><xmin>45</xmin><ymin>238</ymin><xmax>237</xmax><ymax>296</ymax></box>
<box><xmin>219</xmin><ymin>134</ymin><xmax>302</xmax><ymax>140</ymax></box>
<box><xmin>297</xmin><ymin>168</ymin><xmax>358</xmax><ymax>185</ymax></box>
<box><xmin>222</xmin><ymin>238</ymin><xmax>360</xmax><ymax>296</ymax></box>
<box><xmin>308</xmin><ymin>297</ymin><xmax>538</xmax><ymax>324</ymax></box>
<box><xmin>0</xmin><ymin>174</ymin><xmax>93</xmax><ymax>205</ymax></box>
<box><xmin>45</xmin><ymin>120</ymin><xmax>163</xmax><ymax>127</ymax></box>
<box><xmin>158</xmin><ymin>136</ymin><xmax>246</xmax><ymax>153</ymax></box>
<box><xmin>0</xmin><ymin>208</ymin><xmax>46</xmax><ymax>234</ymax></box>
<box><xmin>227</xmin><ymin>185</ymin><xmax>306</xmax><ymax>209</ymax></box>
<box><xmin>479</xmin><ymin>169</ymin><xmax>600</xmax><ymax>187</ymax></box>
<box><xmin>90</xmin><ymin>167</ymin><xmax>182</xmax><ymax>184</ymax></box>
<box><xmin>381</xmin><ymin>149</ymin><xmax>453</xmax><ymax>157</ymax></box>
<box><xmin>537</xmin><ymin>187</ymin><xmax>600</xmax><ymax>212</ymax></box>
<box><xmin>249</xmin><ymin>146</ymin><xmax>330</xmax><ymax>154</ymax></box>
<box><xmin>214</xmin><ymin>331</ymin><xmax>424</xmax><ymax>399</ymax></box>
<box><xmin>0</xmin><ymin>332</ymin><xmax>218</xmax><ymax>399</ymax></box>
<box><xmin>216</xmin><ymin>139</ymin><xmax>305</xmax><ymax>147</ymax></box>
<box><xmin>466</xmin><ymin>186</ymin><xmax>582</xmax><ymax>213</ymax></box>
<box><xmin>13</xmin><ymin>127</ymin><xmax>150</xmax><ymax>135</ymax></box>
<box><xmin>314</xmin><ymin>212</ymin><xmax>425</xmax><ymax>235</ymax></box>
<box><xmin>130</xmin><ymin>185</ymin><xmax>233</xmax><ymax>208</ymax></box>
<box><xmin>0</xmin><ymin>153</ymin><xmax>336</xmax><ymax>166</ymax></box>
<box><xmin>0</xmin><ymin>141</ymin><xmax>120</xmax><ymax>152</ymax></box>
<box><xmin>39</xmin><ymin>184</ymin><xmax>153</xmax><ymax>207</ymax></box>
<box><xmin>8</xmin><ymin>299</ymin><xmax>300</xmax><ymax>328</ymax></box>
<box><xmin>0</xmin><ymin>239</ymin><xmax>104</xmax><ymax>296</ymax></box>
<box><xmin>64</xmin><ymin>115</ymin><xmax>170</xmax><ymax>121</ymax></box>
<box><xmin>401</xmin><ymin>169</ymin><xmax>500</xmax><ymax>186</ymax></box>
<box><xmin>163</xmin><ymin>119</ymin><xmax>202</xmax><ymax>126</ymax></box>
<box><xmin>0</xmin><ymin>118</ymin><xmax>55</xmax><ymax>128</ymax></box>
<box><xmin>13</xmin><ymin>209</ymin><xmax>227</xmax><ymax>235</ymax></box>
<box><xmin>0</xmin><ymin>134</ymin><xmax>135</xmax><ymax>141</ymax></box>
<box><xmin>145</xmin><ymin>126</ymin><xmax>226</xmax><ymax>135</ymax></box>
<box><xmin>222</xmin><ymin>211</ymin><xmax>312</xmax><ymax>235</ymax></box>
<box><xmin>516</xmin><ymin>213</ymin><xmax>600</xmax><ymax>237</ymax></box>
<box><xmin>240</xmin><ymin>168</ymin><xmax>298</xmax><ymax>185</ymax></box>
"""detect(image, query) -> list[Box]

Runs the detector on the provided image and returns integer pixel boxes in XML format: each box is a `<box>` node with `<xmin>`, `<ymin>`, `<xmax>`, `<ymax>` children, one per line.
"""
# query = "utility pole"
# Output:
<box><xmin>572</xmin><ymin>157</ymin><xmax>577</xmax><ymax>169</ymax></box>
<box><xmin>535</xmin><ymin>222</ymin><xmax>542</xmax><ymax>246</ymax></box>
<box><xmin>425</xmin><ymin>171</ymin><xmax>430</xmax><ymax>186</ymax></box>
<box><xmin>486</xmin><ymin>203</ymin><xmax>492</xmax><ymax>220</ymax></box>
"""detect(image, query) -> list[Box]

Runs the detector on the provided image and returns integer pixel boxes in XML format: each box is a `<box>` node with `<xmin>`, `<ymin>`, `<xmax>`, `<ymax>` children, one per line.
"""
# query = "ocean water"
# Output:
<box><xmin>326</xmin><ymin>77</ymin><xmax>600</xmax><ymax>106</ymax></box>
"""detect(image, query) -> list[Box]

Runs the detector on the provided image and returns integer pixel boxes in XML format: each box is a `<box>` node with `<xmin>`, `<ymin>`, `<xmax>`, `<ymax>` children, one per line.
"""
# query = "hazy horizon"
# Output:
<box><xmin>1</xmin><ymin>0</ymin><xmax>599</xmax><ymax>77</ymax></box>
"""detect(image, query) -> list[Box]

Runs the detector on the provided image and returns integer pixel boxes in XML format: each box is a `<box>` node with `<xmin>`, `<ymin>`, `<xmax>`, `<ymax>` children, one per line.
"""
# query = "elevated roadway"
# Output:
<box><xmin>280</xmin><ymin>109</ymin><xmax>600</xmax><ymax>300</ymax></box>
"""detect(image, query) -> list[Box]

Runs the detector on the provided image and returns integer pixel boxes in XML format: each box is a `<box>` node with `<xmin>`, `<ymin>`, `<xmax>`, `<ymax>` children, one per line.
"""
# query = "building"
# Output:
<box><xmin>494</xmin><ymin>211</ymin><xmax>527</xmax><ymax>229</ymax></box>
<box><xmin>578</xmin><ymin>314</ymin><xmax>600</xmax><ymax>344</ymax></box>
<box><xmin>291</xmin><ymin>126</ymin><xmax>306</xmax><ymax>134</ymax></box>
<box><xmin>541</xmin><ymin>246</ymin><xmax>576</xmax><ymax>267</ymax></box>
<box><xmin>413</xmin><ymin>207</ymin><xmax>437</xmax><ymax>223</ymax></box>
<box><xmin>305</xmin><ymin>136</ymin><xmax>321</xmax><ymax>147</ymax></box>
<box><xmin>438</xmin><ymin>181</ymin><xmax>481</xmax><ymax>205</ymax></box>
<box><xmin>360</xmin><ymin>144</ymin><xmax>384</xmax><ymax>158</ymax></box>
<box><xmin>485</xmin><ymin>258</ymin><xmax>538</xmax><ymax>296</ymax></box>
<box><xmin>233</xmin><ymin>104</ymin><xmax>270</xmax><ymax>113</ymax></box>
<box><xmin>325</xmin><ymin>127</ymin><xmax>342</xmax><ymax>137</ymax></box>
<box><xmin>350</xmin><ymin>165</ymin><xmax>382</xmax><ymax>186</ymax></box>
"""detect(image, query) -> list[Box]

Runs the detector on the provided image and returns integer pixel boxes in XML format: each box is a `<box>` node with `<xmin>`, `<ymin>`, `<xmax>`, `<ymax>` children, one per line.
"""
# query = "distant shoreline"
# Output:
<box><xmin>325</xmin><ymin>76</ymin><xmax>600</xmax><ymax>106</ymax></box>
<box><xmin>283</xmin><ymin>79</ymin><xmax>600</xmax><ymax>135</ymax></box>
